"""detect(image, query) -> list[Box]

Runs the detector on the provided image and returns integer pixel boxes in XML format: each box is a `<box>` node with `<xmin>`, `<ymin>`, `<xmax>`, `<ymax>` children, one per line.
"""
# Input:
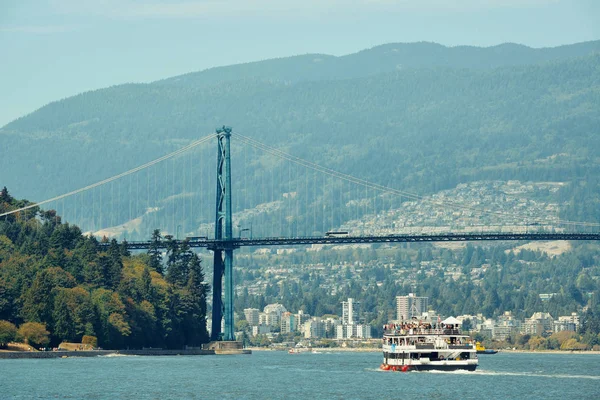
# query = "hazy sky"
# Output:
<box><xmin>1</xmin><ymin>0</ymin><xmax>598</xmax><ymax>127</ymax></box>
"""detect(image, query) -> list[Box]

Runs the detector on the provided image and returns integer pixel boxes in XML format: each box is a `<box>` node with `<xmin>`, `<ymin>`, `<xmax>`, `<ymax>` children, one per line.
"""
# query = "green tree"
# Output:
<box><xmin>0</xmin><ymin>277</ymin><xmax>15</xmax><ymax>321</ymax></box>
<box><xmin>21</xmin><ymin>267</ymin><xmax>76</xmax><ymax>324</ymax></box>
<box><xmin>179</xmin><ymin>257</ymin><xmax>209</xmax><ymax>346</ymax></box>
<box><xmin>147</xmin><ymin>229</ymin><xmax>163</xmax><ymax>274</ymax></box>
<box><xmin>18</xmin><ymin>322</ymin><xmax>50</xmax><ymax>349</ymax></box>
<box><xmin>52</xmin><ymin>287</ymin><xmax>95</xmax><ymax>343</ymax></box>
<box><xmin>91</xmin><ymin>288</ymin><xmax>130</xmax><ymax>348</ymax></box>
<box><xmin>105</xmin><ymin>239</ymin><xmax>124</xmax><ymax>289</ymax></box>
<box><xmin>82</xmin><ymin>335</ymin><xmax>98</xmax><ymax>348</ymax></box>
<box><xmin>0</xmin><ymin>320</ymin><xmax>17</xmax><ymax>348</ymax></box>
<box><xmin>52</xmin><ymin>293</ymin><xmax>76</xmax><ymax>342</ymax></box>
<box><xmin>119</xmin><ymin>240</ymin><xmax>131</xmax><ymax>257</ymax></box>
<box><xmin>0</xmin><ymin>186</ymin><xmax>12</xmax><ymax>203</ymax></box>
<box><xmin>138</xmin><ymin>267</ymin><xmax>154</xmax><ymax>302</ymax></box>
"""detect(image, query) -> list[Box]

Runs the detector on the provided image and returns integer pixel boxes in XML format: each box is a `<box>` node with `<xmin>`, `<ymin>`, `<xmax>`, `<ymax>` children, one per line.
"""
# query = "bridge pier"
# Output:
<box><xmin>210</xmin><ymin>126</ymin><xmax>236</xmax><ymax>342</ymax></box>
<box><xmin>224</xmin><ymin>248</ymin><xmax>234</xmax><ymax>340</ymax></box>
<box><xmin>209</xmin><ymin>247</ymin><xmax>235</xmax><ymax>342</ymax></box>
<box><xmin>210</xmin><ymin>250</ymin><xmax>224</xmax><ymax>341</ymax></box>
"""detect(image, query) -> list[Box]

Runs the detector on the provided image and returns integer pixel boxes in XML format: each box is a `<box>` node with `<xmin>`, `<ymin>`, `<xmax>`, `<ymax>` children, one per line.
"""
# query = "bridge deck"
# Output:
<box><xmin>110</xmin><ymin>233</ymin><xmax>600</xmax><ymax>250</ymax></box>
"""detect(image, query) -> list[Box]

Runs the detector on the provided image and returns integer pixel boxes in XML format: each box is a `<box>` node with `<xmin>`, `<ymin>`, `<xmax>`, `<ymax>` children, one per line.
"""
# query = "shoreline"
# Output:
<box><xmin>0</xmin><ymin>349</ymin><xmax>216</xmax><ymax>359</ymax></box>
<box><xmin>3</xmin><ymin>347</ymin><xmax>597</xmax><ymax>358</ymax></box>
<box><xmin>500</xmin><ymin>349</ymin><xmax>600</xmax><ymax>355</ymax></box>
<box><xmin>246</xmin><ymin>347</ymin><xmax>600</xmax><ymax>355</ymax></box>
<box><xmin>248</xmin><ymin>347</ymin><xmax>378</xmax><ymax>353</ymax></box>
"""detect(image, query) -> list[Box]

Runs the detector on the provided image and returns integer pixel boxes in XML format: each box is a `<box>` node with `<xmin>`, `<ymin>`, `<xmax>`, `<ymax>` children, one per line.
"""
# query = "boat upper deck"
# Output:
<box><xmin>384</xmin><ymin>328</ymin><xmax>466</xmax><ymax>336</ymax></box>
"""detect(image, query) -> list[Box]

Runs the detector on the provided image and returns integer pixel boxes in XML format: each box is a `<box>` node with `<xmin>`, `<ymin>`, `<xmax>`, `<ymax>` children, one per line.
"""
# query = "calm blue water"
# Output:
<box><xmin>1</xmin><ymin>351</ymin><xmax>599</xmax><ymax>399</ymax></box>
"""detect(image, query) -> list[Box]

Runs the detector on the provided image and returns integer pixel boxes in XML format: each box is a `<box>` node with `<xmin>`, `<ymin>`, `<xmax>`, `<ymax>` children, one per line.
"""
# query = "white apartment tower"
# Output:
<box><xmin>396</xmin><ymin>293</ymin><xmax>428</xmax><ymax>321</ymax></box>
<box><xmin>342</xmin><ymin>298</ymin><xmax>359</xmax><ymax>325</ymax></box>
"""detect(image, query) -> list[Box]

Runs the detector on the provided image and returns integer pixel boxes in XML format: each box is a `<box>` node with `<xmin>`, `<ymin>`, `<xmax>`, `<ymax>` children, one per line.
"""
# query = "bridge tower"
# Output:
<box><xmin>209</xmin><ymin>126</ymin><xmax>237</xmax><ymax>341</ymax></box>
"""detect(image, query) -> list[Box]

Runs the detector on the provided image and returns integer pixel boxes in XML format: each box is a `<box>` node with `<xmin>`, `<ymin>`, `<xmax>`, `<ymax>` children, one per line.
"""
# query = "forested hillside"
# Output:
<box><xmin>0</xmin><ymin>188</ymin><xmax>209</xmax><ymax>349</ymax></box>
<box><xmin>1</xmin><ymin>41</ymin><xmax>599</xmax><ymax>236</ymax></box>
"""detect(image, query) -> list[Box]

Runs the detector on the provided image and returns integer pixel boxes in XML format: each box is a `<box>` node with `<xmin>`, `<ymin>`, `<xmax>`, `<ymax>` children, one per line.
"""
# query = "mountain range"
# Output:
<box><xmin>1</xmin><ymin>40</ymin><xmax>599</xmax><ymax>235</ymax></box>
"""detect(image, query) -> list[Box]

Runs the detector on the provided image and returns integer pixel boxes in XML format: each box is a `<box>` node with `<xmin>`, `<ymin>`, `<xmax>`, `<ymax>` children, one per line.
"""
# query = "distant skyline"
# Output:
<box><xmin>1</xmin><ymin>0</ymin><xmax>599</xmax><ymax>127</ymax></box>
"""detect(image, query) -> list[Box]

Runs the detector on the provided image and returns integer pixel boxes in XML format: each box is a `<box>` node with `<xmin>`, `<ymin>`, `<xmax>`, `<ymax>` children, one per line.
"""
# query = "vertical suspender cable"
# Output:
<box><xmin>129</xmin><ymin>174</ymin><xmax>132</xmax><ymax>227</ymax></box>
<box><xmin>136</xmin><ymin>171</ymin><xmax>139</xmax><ymax>234</ymax></box>
<box><xmin>99</xmin><ymin>185</ymin><xmax>103</xmax><ymax>230</ymax></box>
<box><xmin>147</xmin><ymin>168</ymin><xmax>150</xmax><ymax>237</ymax></box>
<box><xmin>172</xmin><ymin>157</ymin><xmax>175</xmax><ymax>237</ymax></box>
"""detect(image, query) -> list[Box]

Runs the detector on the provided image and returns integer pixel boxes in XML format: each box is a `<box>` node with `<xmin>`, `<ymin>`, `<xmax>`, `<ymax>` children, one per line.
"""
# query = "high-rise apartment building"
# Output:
<box><xmin>280</xmin><ymin>312</ymin><xmax>296</xmax><ymax>334</ymax></box>
<box><xmin>342</xmin><ymin>298</ymin><xmax>359</xmax><ymax>325</ymax></box>
<box><xmin>244</xmin><ymin>308</ymin><xmax>260</xmax><ymax>326</ymax></box>
<box><xmin>396</xmin><ymin>293</ymin><xmax>428</xmax><ymax>321</ymax></box>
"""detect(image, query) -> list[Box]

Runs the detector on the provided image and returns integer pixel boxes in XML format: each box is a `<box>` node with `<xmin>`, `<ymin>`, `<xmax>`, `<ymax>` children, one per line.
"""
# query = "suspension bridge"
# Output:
<box><xmin>3</xmin><ymin>126</ymin><xmax>600</xmax><ymax>344</ymax></box>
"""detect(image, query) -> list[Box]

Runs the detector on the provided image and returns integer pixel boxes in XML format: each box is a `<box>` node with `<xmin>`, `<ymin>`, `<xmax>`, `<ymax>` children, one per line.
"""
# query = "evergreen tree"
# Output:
<box><xmin>0</xmin><ymin>187</ymin><xmax>12</xmax><ymax>203</ymax></box>
<box><xmin>147</xmin><ymin>229</ymin><xmax>163</xmax><ymax>274</ymax></box>
<box><xmin>180</xmin><ymin>261</ymin><xmax>209</xmax><ymax>346</ymax></box>
<box><xmin>53</xmin><ymin>292</ymin><xmax>76</xmax><ymax>342</ymax></box>
<box><xmin>119</xmin><ymin>239</ymin><xmax>131</xmax><ymax>257</ymax></box>
<box><xmin>138</xmin><ymin>267</ymin><xmax>154</xmax><ymax>302</ymax></box>
<box><xmin>106</xmin><ymin>239</ymin><xmax>123</xmax><ymax>290</ymax></box>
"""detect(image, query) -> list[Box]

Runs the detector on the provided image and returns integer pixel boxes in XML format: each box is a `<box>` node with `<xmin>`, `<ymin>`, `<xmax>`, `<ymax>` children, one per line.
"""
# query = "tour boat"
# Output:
<box><xmin>381</xmin><ymin>319</ymin><xmax>478</xmax><ymax>372</ymax></box>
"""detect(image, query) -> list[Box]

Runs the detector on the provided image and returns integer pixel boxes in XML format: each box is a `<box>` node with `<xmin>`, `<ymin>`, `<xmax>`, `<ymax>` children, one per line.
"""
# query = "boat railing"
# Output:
<box><xmin>383</xmin><ymin>328</ymin><xmax>463</xmax><ymax>336</ymax></box>
<box><xmin>415</xmin><ymin>343</ymin><xmax>435</xmax><ymax>349</ymax></box>
<box><xmin>448</xmin><ymin>344</ymin><xmax>473</xmax><ymax>350</ymax></box>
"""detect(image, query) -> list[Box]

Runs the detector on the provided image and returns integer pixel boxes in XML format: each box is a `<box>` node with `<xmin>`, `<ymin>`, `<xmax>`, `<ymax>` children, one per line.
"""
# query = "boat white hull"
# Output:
<box><xmin>381</xmin><ymin>362</ymin><xmax>477</xmax><ymax>372</ymax></box>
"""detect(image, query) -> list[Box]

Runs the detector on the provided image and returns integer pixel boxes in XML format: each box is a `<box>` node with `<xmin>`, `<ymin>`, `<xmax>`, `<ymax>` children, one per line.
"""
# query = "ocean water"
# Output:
<box><xmin>1</xmin><ymin>351</ymin><xmax>599</xmax><ymax>399</ymax></box>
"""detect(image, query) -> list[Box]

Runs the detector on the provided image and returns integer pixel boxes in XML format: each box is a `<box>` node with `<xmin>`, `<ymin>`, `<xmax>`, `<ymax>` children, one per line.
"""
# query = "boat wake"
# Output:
<box><xmin>366</xmin><ymin>368</ymin><xmax>599</xmax><ymax>380</ymax></box>
<box><xmin>426</xmin><ymin>369</ymin><xmax>600</xmax><ymax>380</ymax></box>
<box><xmin>366</xmin><ymin>368</ymin><xmax>389</xmax><ymax>373</ymax></box>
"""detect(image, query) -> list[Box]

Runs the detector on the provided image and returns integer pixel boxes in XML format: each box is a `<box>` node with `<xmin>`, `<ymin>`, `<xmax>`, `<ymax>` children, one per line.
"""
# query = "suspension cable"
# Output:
<box><xmin>1</xmin><ymin>133</ymin><xmax>217</xmax><ymax>217</ymax></box>
<box><xmin>234</xmin><ymin>133</ymin><xmax>600</xmax><ymax>229</ymax></box>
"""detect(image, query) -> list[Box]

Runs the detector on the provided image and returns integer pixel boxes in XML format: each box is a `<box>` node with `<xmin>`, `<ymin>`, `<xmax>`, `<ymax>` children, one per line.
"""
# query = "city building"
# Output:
<box><xmin>396</xmin><ymin>293</ymin><xmax>428</xmax><ymax>321</ymax></box>
<box><xmin>477</xmin><ymin>318</ymin><xmax>495</xmax><ymax>338</ymax></box>
<box><xmin>302</xmin><ymin>318</ymin><xmax>326</xmax><ymax>339</ymax></box>
<box><xmin>259</xmin><ymin>312</ymin><xmax>276</xmax><ymax>327</ymax></box>
<box><xmin>296</xmin><ymin>310</ymin><xmax>311</xmax><ymax>326</ymax></box>
<box><xmin>523</xmin><ymin>312</ymin><xmax>554</xmax><ymax>335</ymax></box>
<box><xmin>264</xmin><ymin>303</ymin><xmax>287</xmax><ymax>316</ymax></box>
<box><xmin>456</xmin><ymin>314</ymin><xmax>484</xmax><ymax>331</ymax></box>
<box><xmin>492</xmin><ymin>311</ymin><xmax>521</xmax><ymax>340</ymax></box>
<box><xmin>252</xmin><ymin>324</ymin><xmax>271</xmax><ymax>336</ymax></box>
<box><xmin>336</xmin><ymin>324</ymin><xmax>348</xmax><ymax>340</ymax></box>
<box><xmin>261</xmin><ymin>303</ymin><xmax>288</xmax><ymax>327</ymax></box>
<box><xmin>342</xmin><ymin>298</ymin><xmax>359</xmax><ymax>325</ymax></box>
<box><xmin>244</xmin><ymin>308</ymin><xmax>260</xmax><ymax>326</ymax></box>
<box><xmin>323</xmin><ymin>317</ymin><xmax>339</xmax><ymax>338</ymax></box>
<box><xmin>335</xmin><ymin>298</ymin><xmax>372</xmax><ymax>339</ymax></box>
<box><xmin>281</xmin><ymin>312</ymin><xmax>296</xmax><ymax>334</ymax></box>
<box><xmin>554</xmin><ymin>313</ymin><xmax>579</xmax><ymax>332</ymax></box>
<box><xmin>355</xmin><ymin>324</ymin><xmax>372</xmax><ymax>339</ymax></box>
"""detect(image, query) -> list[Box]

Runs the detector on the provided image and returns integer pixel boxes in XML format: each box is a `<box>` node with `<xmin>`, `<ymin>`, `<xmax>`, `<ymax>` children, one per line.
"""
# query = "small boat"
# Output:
<box><xmin>381</xmin><ymin>319</ymin><xmax>478</xmax><ymax>372</ymax></box>
<box><xmin>475</xmin><ymin>342</ymin><xmax>498</xmax><ymax>354</ymax></box>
